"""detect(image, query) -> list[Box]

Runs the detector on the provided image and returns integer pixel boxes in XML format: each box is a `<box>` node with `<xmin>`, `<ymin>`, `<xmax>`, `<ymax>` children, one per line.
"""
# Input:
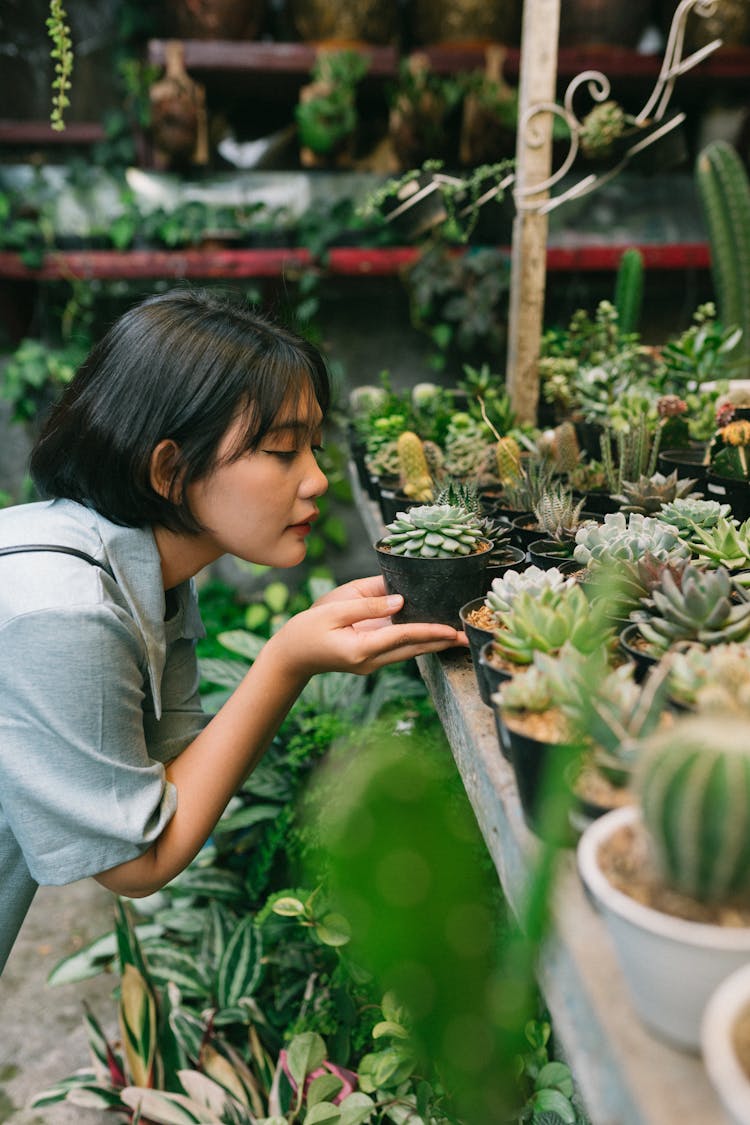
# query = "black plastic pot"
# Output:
<box><xmin>375</xmin><ymin>541</ymin><xmax>491</xmax><ymax>629</ymax></box>
<box><xmin>378</xmin><ymin>488</ymin><xmax>418</xmax><ymax>525</ymax></box>
<box><xmin>657</xmin><ymin>446</ymin><xmax>709</xmax><ymax>482</ymax></box>
<box><xmin>572</xmin><ymin>489</ymin><xmax>620</xmax><ymax>516</ymax></box>
<box><xmin>527</xmin><ymin>538</ymin><xmax>576</xmax><ymax>570</ymax></box>
<box><xmin>484</xmin><ymin>545</ymin><xmax>527</xmax><ymax>591</ymax></box>
<box><xmin>705</xmin><ymin>470</ymin><xmax>750</xmax><ymax>523</ymax></box>
<box><xmin>478</xmin><ymin>639</ymin><xmax>514</xmax><ymax>710</ymax></box>
<box><xmin>619</xmin><ymin>622</ymin><xmax>660</xmax><ymax>682</ymax></box>
<box><xmin>459</xmin><ymin>597</ymin><xmax>495</xmax><ymax>707</ymax></box>
<box><xmin>508</xmin><ymin>513</ymin><xmax>541</xmax><ymax>551</ymax></box>
<box><xmin>499</xmin><ymin>711</ymin><xmax>577</xmax><ymax>844</ymax></box>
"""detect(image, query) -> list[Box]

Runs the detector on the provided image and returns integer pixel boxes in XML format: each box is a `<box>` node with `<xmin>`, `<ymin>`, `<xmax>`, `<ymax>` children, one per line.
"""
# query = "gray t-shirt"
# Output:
<box><xmin>0</xmin><ymin>499</ymin><xmax>210</xmax><ymax>973</ymax></box>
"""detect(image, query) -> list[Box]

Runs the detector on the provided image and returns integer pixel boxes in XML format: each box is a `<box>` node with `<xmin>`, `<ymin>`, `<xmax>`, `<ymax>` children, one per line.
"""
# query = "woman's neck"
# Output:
<box><xmin>153</xmin><ymin>525</ymin><xmax>221</xmax><ymax>589</ymax></box>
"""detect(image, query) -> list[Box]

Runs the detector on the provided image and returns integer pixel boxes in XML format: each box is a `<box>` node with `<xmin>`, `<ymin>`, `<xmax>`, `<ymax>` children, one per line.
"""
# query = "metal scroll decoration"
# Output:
<box><xmin>515</xmin><ymin>0</ymin><xmax>723</xmax><ymax>214</ymax></box>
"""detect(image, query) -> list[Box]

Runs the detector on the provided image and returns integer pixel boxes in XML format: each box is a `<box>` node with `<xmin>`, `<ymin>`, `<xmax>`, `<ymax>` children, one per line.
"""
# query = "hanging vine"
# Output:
<box><xmin>46</xmin><ymin>0</ymin><xmax>74</xmax><ymax>131</ymax></box>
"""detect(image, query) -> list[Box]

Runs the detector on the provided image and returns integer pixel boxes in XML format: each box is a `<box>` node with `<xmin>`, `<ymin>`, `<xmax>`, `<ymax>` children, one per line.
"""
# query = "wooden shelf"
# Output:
<box><xmin>0</xmin><ymin>242</ymin><xmax>710</xmax><ymax>282</ymax></box>
<box><xmin>147</xmin><ymin>39</ymin><xmax>750</xmax><ymax>83</ymax></box>
<box><xmin>352</xmin><ymin>472</ymin><xmax>726</xmax><ymax>1125</ymax></box>
<box><xmin>0</xmin><ymin>120</ymin><xmax>106</xmax><ymax>145</ymax></box>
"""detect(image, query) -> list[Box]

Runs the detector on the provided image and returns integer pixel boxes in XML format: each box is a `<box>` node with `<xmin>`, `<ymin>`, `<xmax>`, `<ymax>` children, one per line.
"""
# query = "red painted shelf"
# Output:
<box><xmin>0</xmin><ymin>242</ymin><xmax>710</xmax><ymax>282</ymax></box>
<box><xmin>146</xmin><ymin>39</ymin><xmax>750</xmax><ymax>82</ymax></box>
<box><xmin>0</xmin><ymin>120</ymin><xmax>105</xmax><ymax>145</ymax></box>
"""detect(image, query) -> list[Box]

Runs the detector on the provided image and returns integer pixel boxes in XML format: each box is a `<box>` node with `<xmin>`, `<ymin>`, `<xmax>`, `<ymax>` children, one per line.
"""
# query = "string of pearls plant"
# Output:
<box><xmin>47</xmin><ymin>0</ymin><xmax>74</xmax><ymax>132</ymax></box>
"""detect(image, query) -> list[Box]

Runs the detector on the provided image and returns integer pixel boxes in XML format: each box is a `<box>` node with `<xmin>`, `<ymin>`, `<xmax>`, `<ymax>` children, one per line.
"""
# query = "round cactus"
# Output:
<box><xmin>636</xmin><ymin>716</ymin><xmax>750</xmax><ymax>904</ymax></box>
<box><xmin>380</xmin><ymin>504</ymin><xmax>488</xmax><ymax>559</ymax></box>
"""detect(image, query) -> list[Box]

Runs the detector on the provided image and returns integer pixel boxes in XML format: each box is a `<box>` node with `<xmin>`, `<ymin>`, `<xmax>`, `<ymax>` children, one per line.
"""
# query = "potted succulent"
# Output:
<box><xmin>706</xmin><ymin>415</ymin><xmax>750</xmax><ymax>522</ymax></box>
<box><xmin>375</xmin><ymin>502</ymin><xmax>492</xmax><ymax>628</ymax></box>
<box><xmin>462</xmin><ymin>565</ymin><xmax>574</xmax><ymax>705</ymax></box>
<box><xmin>623</xmin><ymin>564</ymin><xmax>750</xmax><ymax>678</ymax></box>
<box><xmin>664</xmin><ymin>643</ymin><xmax>750</xmax><ymax>716</ymax></box>
<box><xmin>481</xmin><ymin>582</ymin><xmax>615</xmax><ymax>700</ymax></box>
<box><xmin>521</xmin><ymin>484</ymin><xmax>600</xmax><ymax>567</ymax></box>
<box><xmin>689</xmin><ymin>517</ymin><xmax>750</xmax><ymax>588</ymax></box>
<box><xmin>295</xmin><ymin>50</ymin><xmax>369</xmax><ymax>168</ymax></box>
<box><xmin>577</xmin><ymin>714</ymin><xmax>750</xmax><ymax>1050</ymax></box>
<box><xmin>610</xmin><ymin>469</ymin><xmax>703</xmax><ymax>516</ymax></box>
<box><xmin>491</xmin><ymin>662</ymin><xmax>578</xmax><ymax>842</ymax></box>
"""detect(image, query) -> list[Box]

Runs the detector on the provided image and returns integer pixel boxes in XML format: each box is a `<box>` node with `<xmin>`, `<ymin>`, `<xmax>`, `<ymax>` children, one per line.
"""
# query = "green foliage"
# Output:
<box><xmin>296</xmin><ymin>51</ymin><xmax>369</xmax><ymax>156</ymax></box>
<box><xmin>47</xmin><ymin>0</ymin><xmax>74</xmax><ymax>131</ymax></box>
<box><xmin>613</xmin><ymin>248</ymin><xmax>644</xmax><ymax>337</ymax></box>
<box><xmin>1</xmin><ymin>337</ymin><xmax>85</xmax><ymax>423</ymax></box>
<box><xmin>658</xmin><ymin>302</ymin><xmax>742</xmax><ymax>390</ymax></box>
<box><xmin>404</xmin><ymin>244</ymin><xmax>512</xmax><ymax>371</ymax></box>
<box><xmin>637</xmin><ymin>716</ymin><xmax>750</xmax><ymax>904</ymax></box>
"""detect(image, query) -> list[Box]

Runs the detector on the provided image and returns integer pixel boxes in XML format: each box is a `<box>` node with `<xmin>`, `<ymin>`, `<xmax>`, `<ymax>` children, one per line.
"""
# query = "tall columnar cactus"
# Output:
<box><xmin>495</xmin><ymin>435</ymin><xmax>522</xmax><ymax>485</ymax></box>
<box><xmin>637</xmin><ymin>716</ymin><xmax>750</xmax><ymax>903</ymax></box>
<box><xmin>695</xmin><ymin>140</ymin><xmax>750</xmax><ymax>368</ymax></box>
<box><xmin>397</xmin><ymin>430</ymin><xmax>434</xmax><ymax>502</ymax></box>
<box><xmin>551</xmin><ymin>420</ymin><xmax>581</xmax><ymax>476</ymax></box>
<box><xmin>614</xmin><ymin>247</ymin><xmax>644</xmax><ymax>337</ymax></box>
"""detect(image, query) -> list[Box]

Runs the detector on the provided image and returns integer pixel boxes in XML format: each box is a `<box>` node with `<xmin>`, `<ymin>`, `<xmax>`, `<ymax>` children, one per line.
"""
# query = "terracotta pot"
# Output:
<box><xmin>287</xmin><ymin>0</ymin><xmax>399</xmax><ymax>44</ymax></box>
<box><xmin>558</xmin><ymin>0</ymin><xmax>652</xmax><ymax>47</ymax></box>
<box><xmin>410</xmin><ymin>0</ymin><xmax>522</xmax><ymax>46</ymax></box>
<box><xmin>165</xmin><ymin>0</ymin><xmax>266</xmax><ymax>39</ymax></box>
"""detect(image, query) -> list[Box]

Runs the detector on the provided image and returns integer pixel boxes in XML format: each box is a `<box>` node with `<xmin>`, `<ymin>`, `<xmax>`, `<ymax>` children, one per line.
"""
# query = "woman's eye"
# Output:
<box><xmin>264</xmin><ymin>450</ymin><xmax>297</xmax><ymax>460</ymax></box>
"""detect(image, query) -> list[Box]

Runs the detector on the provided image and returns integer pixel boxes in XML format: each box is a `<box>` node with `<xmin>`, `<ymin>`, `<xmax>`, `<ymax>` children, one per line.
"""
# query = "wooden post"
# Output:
<box><xmin>506</xmin><ymin>0</ymin><xmax>561</xmax><ymax>424</ymax></box>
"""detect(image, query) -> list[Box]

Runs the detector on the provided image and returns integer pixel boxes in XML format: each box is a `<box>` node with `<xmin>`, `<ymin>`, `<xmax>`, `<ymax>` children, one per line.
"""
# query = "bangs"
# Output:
<box><xmin>223</xmin><ymin>362</ymin><xmax>326</xmax><ymax>462</ymax></box>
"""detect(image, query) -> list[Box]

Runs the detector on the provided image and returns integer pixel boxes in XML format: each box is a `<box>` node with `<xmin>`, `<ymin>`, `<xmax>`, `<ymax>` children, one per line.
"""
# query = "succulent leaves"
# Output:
<box><xmin>634</xmin><ymin>565</ymin><xmax>750</xmax><ymax>652</ymax></box>
<box><xmin>380</xmin><ymin>504</ymin><xmax>488</xmax><ymax>558</ymax></box>
<box><xmin>611</xmin><ymin>470</ymin><xmax>703</xmax><ymax>516</ymax></box>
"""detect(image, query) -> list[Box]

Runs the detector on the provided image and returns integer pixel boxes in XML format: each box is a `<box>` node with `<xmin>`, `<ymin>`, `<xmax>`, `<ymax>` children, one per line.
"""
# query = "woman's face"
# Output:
<box><xmin>185</xmin><ymin>390</ymin><xmax>329</xmax><ymax>569</ymax></box>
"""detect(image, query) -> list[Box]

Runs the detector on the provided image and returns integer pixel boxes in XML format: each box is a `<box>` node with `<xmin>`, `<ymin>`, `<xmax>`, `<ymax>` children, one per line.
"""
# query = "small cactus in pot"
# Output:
<box><xmin>636</xmin><ymin>716</ymin><xmax>750</xmax><ymax>904</ymax></box>
<box><xmin>611</xmin><ymin>470</ymin><xmax>703</xmax><ymax>516</ymax></box>
<box><xmin>397</xmin><ymin>430</ymin><xmax>435</xmax><ymax>503</ymax></box>
<box><xmin>375</xmin><ymin>503</ymin><xmax>492</xmax><ymax>628</ymax></box>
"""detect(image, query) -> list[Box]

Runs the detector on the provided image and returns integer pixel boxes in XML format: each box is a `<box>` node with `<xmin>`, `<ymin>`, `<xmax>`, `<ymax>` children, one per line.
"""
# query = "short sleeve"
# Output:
<box><xmin>0</xmin><ymin>603</ymin><xmax>177</xmax><ymax>885</ymax></box>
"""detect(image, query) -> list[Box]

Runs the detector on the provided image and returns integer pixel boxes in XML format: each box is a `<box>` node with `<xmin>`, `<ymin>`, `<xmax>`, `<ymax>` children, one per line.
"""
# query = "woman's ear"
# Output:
<box><xmin>150</xmin><ymin>439</ymin><xmax>182</xmax><ymax>500</ymax></box>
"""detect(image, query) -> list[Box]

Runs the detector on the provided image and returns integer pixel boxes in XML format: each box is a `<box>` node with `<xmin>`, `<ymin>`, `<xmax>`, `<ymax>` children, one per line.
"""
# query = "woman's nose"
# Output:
<box><xmin>301</xmin><ymin>452</ymin><xmax>328</xmax><ymax>498</ymax></box>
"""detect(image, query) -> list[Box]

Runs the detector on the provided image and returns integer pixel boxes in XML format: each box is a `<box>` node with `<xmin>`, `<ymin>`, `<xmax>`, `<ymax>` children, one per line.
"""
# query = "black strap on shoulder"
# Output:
<box><xmin>0</xmin><ymin>544</ymin><xmax>110</xmax><ymax>573</ymax></box>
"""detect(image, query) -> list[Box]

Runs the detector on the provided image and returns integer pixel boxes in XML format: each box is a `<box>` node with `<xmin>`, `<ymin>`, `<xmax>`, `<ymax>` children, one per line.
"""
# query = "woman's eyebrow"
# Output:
<box><xmin>267</xmin><ymin>416</ymin><xmax>323</xmax><ymax>434</ymax></box>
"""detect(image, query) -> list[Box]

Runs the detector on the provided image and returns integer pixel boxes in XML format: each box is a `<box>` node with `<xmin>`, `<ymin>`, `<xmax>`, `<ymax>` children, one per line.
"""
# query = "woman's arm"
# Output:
<box><xmin>95</xmin><ymin>583</ymin><xmax>463</xmax><ymax>897</ymax></box>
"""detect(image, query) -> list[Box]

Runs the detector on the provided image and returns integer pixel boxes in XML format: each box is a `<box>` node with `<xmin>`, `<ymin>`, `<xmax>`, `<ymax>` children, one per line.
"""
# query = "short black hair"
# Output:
<box><xmin>30</xmin><ymin>289</ymin><xmax>331</xmax><ymax>533</ymax></box>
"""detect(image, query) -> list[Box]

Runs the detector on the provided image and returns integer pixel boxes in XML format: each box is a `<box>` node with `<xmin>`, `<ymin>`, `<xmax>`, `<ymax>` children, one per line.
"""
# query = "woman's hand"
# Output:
<box><xmin>270</xmin><ymin>574</ymin><xmax>467</xmax><ymax>678</ymax></box>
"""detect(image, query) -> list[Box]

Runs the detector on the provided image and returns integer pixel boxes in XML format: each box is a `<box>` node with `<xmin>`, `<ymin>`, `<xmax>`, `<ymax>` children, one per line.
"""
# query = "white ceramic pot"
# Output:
<box><xmin>702</xmin><ymin>962</ymin><xmax>750</xmax><ymax>1125</ymax></box>
<box><xmin>577</xmin><ymin>805</ymin><xmax>750</xmax><ymax>1051</ymax></box>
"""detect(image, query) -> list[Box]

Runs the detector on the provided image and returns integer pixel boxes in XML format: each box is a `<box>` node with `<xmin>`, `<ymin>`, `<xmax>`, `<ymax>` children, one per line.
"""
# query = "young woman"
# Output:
<box><xmin>0</xmin><ymin>288</ymin><xmax>464</xmax><ymax>974</ymax></box>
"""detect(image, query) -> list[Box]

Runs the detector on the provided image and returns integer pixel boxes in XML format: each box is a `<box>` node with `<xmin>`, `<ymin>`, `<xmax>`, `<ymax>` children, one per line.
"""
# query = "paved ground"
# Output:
<box><xmin>0</xmin><ymin>880</ymin><xmax>119</xmax><ymax>1124</ymax></box>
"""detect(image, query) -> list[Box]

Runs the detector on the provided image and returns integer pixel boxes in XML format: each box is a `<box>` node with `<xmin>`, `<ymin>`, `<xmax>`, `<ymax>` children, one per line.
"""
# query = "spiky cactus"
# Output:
<box><xmin>422</xmin><ymin>440</ymin><xmax>445</xmax><ymax>485</ymax></box>
<box><xmin>635</xmin><ymin>564</ymin><xmax>750</xmax><ymax>652</ymax></box>
<box><xmin>550</xmin><ymin>420</ymin><xmax>581</xmax><ymax>476</ymax></box>
<box><xmin>611</xmin><ymin>470</ymin><xmax>703</xmax><ymax>516</ymax></box>
<box><xmin>366</xmin><ymin>438</ymin><xmax>400</xmax><ymax>479</ymax></box>
<box><xmin>636</xmin><ymin>716</ymin><xmax>750</xmax><ymax>903</ymax></box>
<box><xmin>614</xmin><ymin>247</ymin><xmax>644</xmax><ymax>336</ymax></box>
<box><xmin>695</xmin><ymin>140</ymin><xmax>750</xmax><ymax>369</ymax></box>
<box><xmin>397</xmin><ymin>431</ymin><xmax>434</xmax><ymax>502</ymax></box>
<box><xmin>380</xmin><ymin>504</ymin><xmax>488</xmax><ymax>558</ymax></box>
<box><xmin>600</xmin><ymin>413</ymin><xmax>660</xmax><ymax>494</ymax></box>
<box><xmin>495</xmin><ymin>435</ymin><xmax>522</xmax><ymax>485</ymax></box>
